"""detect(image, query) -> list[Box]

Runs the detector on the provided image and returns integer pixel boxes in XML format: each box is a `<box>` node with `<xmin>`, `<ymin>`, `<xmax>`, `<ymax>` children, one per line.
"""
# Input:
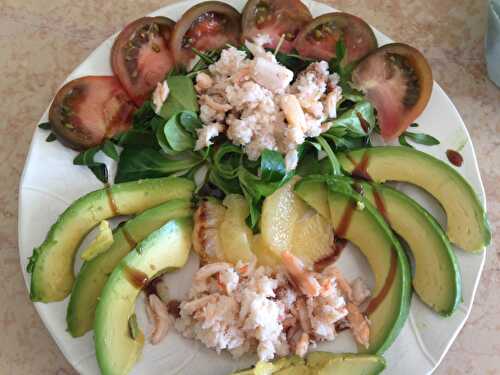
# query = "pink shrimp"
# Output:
<box><xmin>281</xmin><ymin>251</ymin><xmax>320</xmax><ymax>297</ymax></box>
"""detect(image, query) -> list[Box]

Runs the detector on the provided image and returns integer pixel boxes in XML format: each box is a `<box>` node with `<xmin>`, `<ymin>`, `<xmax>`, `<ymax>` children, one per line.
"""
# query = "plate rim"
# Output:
<box><xmin>17</xmin><ymin>0</ymin><xmax>488</xmax><ymax>374</ymax></box>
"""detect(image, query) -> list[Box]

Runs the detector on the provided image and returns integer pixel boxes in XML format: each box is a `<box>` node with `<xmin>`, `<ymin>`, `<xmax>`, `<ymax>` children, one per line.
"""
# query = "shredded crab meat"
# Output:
<box><xmin>193</xmin><ymin>37</ymin><xmax>343</xmax><ymax>169</ymax></box>
<box><xmin>173</xmin><ymin>250</ymin><xmax>368</xmax><ymax>361</ymax></box>
<box><xmin>281</xmin><ymin>251</ymin><xmax>320</xmax><ymax>297</ymax></box>
<box><xmin>152</xmin><ymin>80</ymin><xmax>169</xmax><ymax>114</ymax></box>
<box><xmin>147</xmin><ymin>294</ymin><xmax>171</xmax><ymax>345</ymax></box>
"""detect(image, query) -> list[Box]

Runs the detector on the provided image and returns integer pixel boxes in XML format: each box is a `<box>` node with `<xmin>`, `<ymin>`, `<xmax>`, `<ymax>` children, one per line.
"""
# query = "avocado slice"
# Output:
<box><xmin>231</xmin><ymin>356</ymin><xmax>305</xmax><ymax>375</ymax></box>
<box><xmin>67</xmin><ymin>199</ymin><xmax>193</xmax><ymax>337</ymax></box>
<box><xmin>338</xmin><ymin>147</ymin><xmax>490</xmax><ymax>252</ymax></box>
<box><xmin>231</xmin><ymin>353</ymin><xmax>384</xmax><ymax>375</ymax></box>
<box><xmin>94</xmin><ymin>218</ymin><xmax>192</xmax><ymax>375</ymax></box>
<box><xmin>295</xmin><ymin>177</ymin><xmax>412</xmax><ymax>354</ymax></box>
<box><xmin>28</xmin><ymin>177</ymin><xmax>194</xmax><ymax>302</ymax></box>
<box><xmin>306</xmin><ymin>352</ymin><xmax>386</xmax><ymax>375</ymax></box>
<box><xmin>274</xmin><ymin>365</ymin><xmax>312</xmax><ymax>374</ymax></box>
<box><xmin>328</xmin><ymin>180</ymin><xmax>411</xmax><ymax>353</ymax></box>
<box><xmin>359</xmin><ymin>182</ymin><xmax>461</xmax><ymax>316</ymax></box>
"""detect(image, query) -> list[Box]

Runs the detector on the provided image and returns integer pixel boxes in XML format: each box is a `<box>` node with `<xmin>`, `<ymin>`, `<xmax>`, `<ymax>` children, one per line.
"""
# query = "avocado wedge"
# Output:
<box><xmin>95</xmin><ymin>218</ymin><xmax>192</xmax><ymax>375</ymax></box>
<box><xmin>338</xmin><ymin>147</ymin><xmax>490</xmax><ymax>252</ymax></box>
<box><xmin>67</xmin><ymin>199</ymin><xmax>193</xmax><ymax>337</ymax></box>
<box><xmin>307</xmin><ymin>352</ymin><xmax>386</xmax><ymax>375</ymax></box>
<box><xmin>359</xmin><ymin>182</ymin><xmax>461</xmax><ymax>315</ymax></box>
<box><xmin>231</xmin><ymin>352</ymin><xmax>385</xmax><ymax>375</ymax></box>
<box><xmin>28</xmin><ymin>177</ymin><xmax>194</xmax><ymax>302</ymax></box>
<box><xmin>295</xmin><ymin>177</ymin><xmax>411</xmax><ymax>354</ymax></box>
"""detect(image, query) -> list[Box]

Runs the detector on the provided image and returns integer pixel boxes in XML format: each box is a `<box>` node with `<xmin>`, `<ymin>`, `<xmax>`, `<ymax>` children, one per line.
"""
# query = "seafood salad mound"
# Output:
<box><xmin>190</xmin><ymin>36</ymin><xmax>343</xmax><ymax>170</ymax></box>
<box><xmin>168</xmin><ymin>252</ymin><xmax>370</xmax><ymax>361</ymax></box>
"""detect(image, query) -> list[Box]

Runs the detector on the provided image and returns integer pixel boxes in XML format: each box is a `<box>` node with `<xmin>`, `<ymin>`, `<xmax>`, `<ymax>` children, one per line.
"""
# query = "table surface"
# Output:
<box><xmin>1</xmin><ymin>0</ymin><xmax>499</xmax><ymax>374</ymax></box>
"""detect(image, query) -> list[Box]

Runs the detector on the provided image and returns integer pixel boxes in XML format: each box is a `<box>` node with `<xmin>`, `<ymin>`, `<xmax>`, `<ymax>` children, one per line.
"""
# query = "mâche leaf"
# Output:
<box><xmin>260</xmin><ymin>149</ymin><xmax>286</xmax><ymax>183</ymax></box>
<box><xmin>115</xmin><ymin>147</ymin><xmax>202</xmax><ymax>183</ymax></box>
<box><xmin>163</xmin><ymin>115</ymin><xmax>195</xmax><ymax>152</ymax></box>
<box><xmin>398</xmin><ymin>134</ymin><xmax>414</xmax><ymax>148</ymax></box>
<box><xmin>404</xmin><ymin>131</ymin><xmax>440</xmax><ymax>146</ymax></box>
<box><xmin>327</xmin><ymin>101</ymin><xmax>375</xmax><ymax>137</ymax></box>
<box><xmin>38</xmin><ymin>122</ymin><xmax>51</xmax><ymax>130</ymax></box>
<box><xmin>113</xmin><ymin>129</ymin><xmax>158</xmax><ymax>148</ymax></box>
<box><xmin>213</xmin><ymin>144</ymin><xmax>242</xmax><ymax>179</ymax></box>
<box><xmin>316</xmin><ymin>136</ymin><xmax>342</xmax><ymax>175</ymax></box>
<box><xmin>101</xmin><ymin>140</ymin><xmax>119</xmax><ymax>161</ymax></box>
<box><xmin>73</xmin><ymin>146</ymin><xmax>109</xmax><ymax>183</ymax></box>
<box><xmin>160</xmin><ymin>75</ymin><xmax>199</xmax><ymax>119</ymax></box>
<box><xmin>133</xmin><ymin>101</ymin><xmax>156</xmax><ymax>130</ymax></box>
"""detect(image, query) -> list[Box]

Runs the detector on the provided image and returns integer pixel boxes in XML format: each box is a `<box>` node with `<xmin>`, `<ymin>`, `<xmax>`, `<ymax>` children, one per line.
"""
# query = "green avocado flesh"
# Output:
<box><xmin>307</xmin><ymin>352</ymin><xmax>386</xmax><ymax>375</ymax></box>
<box><xmin>231</xmin><ymin>352</ymin><xmax>385</xmax><ymax>375</ymax></box>
<box><xmin>295</xmin><ymin>178</ymin><xmax>411</xmax><ymax>354</ymax></box>
<box><xmin>359</xmin><ymin>182</ymin><xmax>461</xmax><ymax>316</ymax></box>
<box><xmin>95</xmin><ymin>218</ymin><xmax>192</xmax><ymax>375</ymax></box>
<box><xmin>28</xmin><ymin>177</ymin><xmax>194</xmax><ymax>302</ymax></box>
<box><xmin>67</xmin><ymin>199</ymin><xmax>193</xmax><ymax>337</ymax></box>
<box><xmin>338</xmin><ymin>147</ymin><xmax>491</xmax><ymax>252</ymax></box>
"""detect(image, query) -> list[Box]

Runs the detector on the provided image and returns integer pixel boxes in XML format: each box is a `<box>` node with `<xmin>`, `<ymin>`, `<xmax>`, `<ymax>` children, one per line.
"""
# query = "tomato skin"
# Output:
<box><xmin>241</xmin><ymin>0</ymin><xmax>312</xmax><ymax>52</ymax></box>
<box><xmin>294</xmin><ymin>12</ymin><xmax>377</xmax><ymax>64</ymax></box>
<box><xmin>111</xmin><ymin>17</ymin><xmax>175</xmax><ymax>105</ymax></box>
<box><xmin>49</xmin><ymin>76</ymin><xmax>135</xmax><ymax>150</ymax></box>
<box><xmin>352</xmin><ymin>43</ymin><xmax>433</xmax><ymax>140</ymax></box>
<box><xmin>170</xmin><ymin>1</ymin><xmax>241</xmax><ymax>66</ymax></box>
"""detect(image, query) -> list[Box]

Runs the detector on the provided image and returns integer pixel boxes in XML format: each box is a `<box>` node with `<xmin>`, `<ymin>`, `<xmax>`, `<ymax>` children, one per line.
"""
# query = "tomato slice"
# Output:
<box><xmin>49</xmin><ymin>76</ymin><xmax>135</xmax><ymax>150</ymax></box>
<box><xmin>294</xmin><ymin>12</ymin><xmax>377</xmax><ymax>63</ymax></box>
<box><xmin>241</xmin><ymin>0</ymin><xmax>312</xmax><ymax>52</ymax></box>
<box><xmin>170</xmin><ymin>1</ymin><xmax>241</xmax><ymax>66</ymax></box>
<box><xmin>352</xmin><ymin>43</ymin><xmax>433</xmax><ymax>140</ymax></box>
<box><xmin>111</xmin><ymin>17</ymin><xmax>175</xmax><ymax>105</ymax></box>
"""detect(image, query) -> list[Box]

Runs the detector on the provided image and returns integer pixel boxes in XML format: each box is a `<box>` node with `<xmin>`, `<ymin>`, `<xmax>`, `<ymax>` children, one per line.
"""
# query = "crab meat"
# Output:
<box><xmin>147</xmin><ymin>294</ymin><xmax>171</xmax><ymax>345</ymax></box>
<box><xmin>281</xmin><ymin>251</ymin><xmax>320</xmax><ymax>297</ymax></box>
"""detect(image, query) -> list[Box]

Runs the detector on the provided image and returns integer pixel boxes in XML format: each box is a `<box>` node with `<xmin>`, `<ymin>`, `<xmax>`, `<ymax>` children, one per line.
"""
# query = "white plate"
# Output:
<box><xmin>18</xmin><ymin>0</ymin><xmax>489</xmax><ymax>374</ymax></box>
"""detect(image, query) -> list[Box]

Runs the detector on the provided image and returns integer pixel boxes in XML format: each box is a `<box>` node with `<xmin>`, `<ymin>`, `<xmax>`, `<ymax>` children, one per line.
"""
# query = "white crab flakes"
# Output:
<box><xmin>152</xmin><ymin>80</ymin><xmax>170</xmax><ymax>114</ymax></box>
<box><xmin>194</xmin><ymin>36</ymin><xmax>343</xmax><ymax>169</ymax></box>
<box><xmin>174</xmin><ymin>256</ymin><xmax>360</xmax><ymax>362</ymax></box>
<box><xmin>194</xmin><ymin>122</ymin><xmax>224</xmax><ymax>151</ymax></box>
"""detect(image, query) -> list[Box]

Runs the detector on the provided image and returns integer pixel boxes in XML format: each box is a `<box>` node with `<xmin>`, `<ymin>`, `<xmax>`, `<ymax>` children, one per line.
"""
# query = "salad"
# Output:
<box><xmin>28</xmin><ymin>1</ymin><xmax>491</xmax><ymax>375</ymax></box>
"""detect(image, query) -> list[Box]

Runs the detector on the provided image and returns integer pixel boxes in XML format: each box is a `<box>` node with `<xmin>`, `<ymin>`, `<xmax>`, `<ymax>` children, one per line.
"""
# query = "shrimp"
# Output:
<box><xmin>281</xmin><ymin>251</ymin><xmax>320</xmax><ymax>297</ymax></box>
<box><xmin>192</xmin><ymin>200</ymin><xmax>226</xmax><ymax>263</ymax></box>
<box><xmin>346</xmin><ymin>302</ymin><xmax>370</xmax><ymax>348</ymax></box>
<box><xmin>148</xmin><ymin>294</ymin><xmax>170</xmax><ymax>345</ymax></box>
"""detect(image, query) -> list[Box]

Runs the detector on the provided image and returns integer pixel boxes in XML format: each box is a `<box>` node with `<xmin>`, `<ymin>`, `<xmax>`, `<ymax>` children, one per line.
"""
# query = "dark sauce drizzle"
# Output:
<box><xmin>122</xmin><ymin>228</ymin><xmax>138</xmax><ymax>249</ymax></box>
<box><xmin>105</xmin><ymin>186</ymin><xmax>120</xmax><ymax>215</ymax></box>
<box><xmin>314</xmin><ymin>239</ymin><xmax>348</xmax><ymax>272</ymax></box>
<box><xmin>446</xmin><ymin>149</ymin><xmax>463</xmax><ymax>167</ymax></box>
<box><xmin>349</xmin><ymin>152</ymin><xmax>372</xmax><ymax>181</ymax></box>
<box><xmin>335</xmin><ymin>201</ymin><xmax>356</xmax><ymax>238</ymax></box>
<box><xmin>124</xmin><ymin>265</ymin><xmax>149</xmax><ymax>289</ymax></box>
<box><xmin>365</xmin><ymin>251</ymin><xmax>398</xmax><ymax>315</ymax></box>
